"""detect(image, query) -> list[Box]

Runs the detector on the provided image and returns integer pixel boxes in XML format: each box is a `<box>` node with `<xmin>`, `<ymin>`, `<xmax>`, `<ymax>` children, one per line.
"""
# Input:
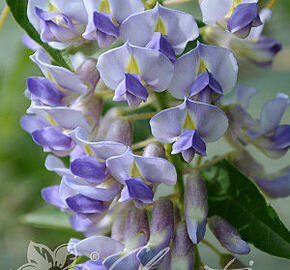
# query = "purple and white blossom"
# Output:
<box><xmin>168</xmin><ymin>42</ymin><xmax>238</xmax><ymax>100</ymax></box>
<box><xmin>97</xmin><ymin>42</ymin><xmax>174</xmax><ymax>108</ymax></box>
<box><xmin>82</xmin><ymin>0</ymin><xmax>144</xmax><ymax>48</ymax></box>
<box><xmin>27</xmin><ymin>0</ymin><xmax>87</xmax><ymax>49</ymax></box>
<box><xmin>226</xmin><ymin>86</ymin><xmax>290</xmax><ymax>158</ymax></box>
<box><xmin>150</xmin><ymin>99</ymin><xmax>228</xmax><ymax>162</ymax></box>
<box><xmin>120</xmin><ymin>3</ymin><xmax>199</xmax><ymax>57</ymax></box>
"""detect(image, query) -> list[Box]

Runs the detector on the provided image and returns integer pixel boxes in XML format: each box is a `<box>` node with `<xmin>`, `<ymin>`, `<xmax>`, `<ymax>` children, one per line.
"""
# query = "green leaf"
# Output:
<box><xmin>201</xmin><ymin>160</ymin><xmax>290</xmax><ymax>259</ymax></box>
<box><xmin>21</xmin><ymin>206</ymin><xmax>72</xmax><ymax>230</ymax></box>
<box><xmin>6</xmin><ymin>0</ymin><xmax>71</xmax><ymax>70</ymax></box>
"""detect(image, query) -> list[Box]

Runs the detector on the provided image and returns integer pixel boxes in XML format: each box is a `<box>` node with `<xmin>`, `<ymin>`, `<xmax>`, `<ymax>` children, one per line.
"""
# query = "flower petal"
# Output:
<box><xmin>134</xmin><ymin>155</ymin><xmax>177</xmax><ymax>185</ymax></box>
<box><xmin>259</xmin><ymin>93</ymin><xmax>289</xmax><ymax>135</ymax></box>
<box><xmin>186</xmin><ymin>99</ymin><xmax>228</xmax><ymax>142</ymax></box>
<box><xmin>150</xmin><ymin>101</ymin><xmax>187</xmax><ymax>143</ymax></box>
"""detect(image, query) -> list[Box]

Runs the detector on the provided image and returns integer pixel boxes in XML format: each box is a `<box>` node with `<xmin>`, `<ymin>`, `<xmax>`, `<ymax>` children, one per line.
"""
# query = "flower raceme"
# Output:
<box><xmin>17</xmin><ymin>0</ymin><xmax>290</xmax><ymax>269</ymax></box>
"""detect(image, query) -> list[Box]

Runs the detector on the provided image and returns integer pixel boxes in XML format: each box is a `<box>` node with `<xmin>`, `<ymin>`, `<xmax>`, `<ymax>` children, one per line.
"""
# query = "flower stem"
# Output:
<box><xmin>94</xmin><ymin>90</ymin><xmax>114</xmax><ymax>99</ymax></box>
<box><xmin>0</xmin><ymin>5</ymin><xmax>9</xmax><ymax>33</ymax></box>
<box><xmin>165</xmin><ymin>144</ymin><xmax>184</xmax><ymax>208</ymax></box>
<box><xmin>202</xmin><ymin>239</ymin><xmax>223</xmax><ymax>256</ymax></box>
<box><xmin>197</xmin><ymin>152</ymin><xmax>233</xmax><ymax>170</ymax></box>
<box><xmin>266</xmin><ymin>0</ymin><xmax>278</xmax><ymax>9</ymax></box>
<box><xmin>163</xmin><ymin>0</ymin><xmax>190</xmax><ymax>6</ymax></box>
<box><xmin>131</xmin><ymin>137</ymin><xmax>158</xmax><ymax>150</ymax></box>
<box><xmin>121</xmin><ymin>112</ymin><xmax>156</xmax><ymax>121</ymax></box>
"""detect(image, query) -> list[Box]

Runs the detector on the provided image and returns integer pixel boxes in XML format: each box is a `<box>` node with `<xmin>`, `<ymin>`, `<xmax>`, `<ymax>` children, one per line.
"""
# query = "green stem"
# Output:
<box><xmin>193</xmin><ymin>246</ymin><xmax>203</xmax><ymax>270</ymax></box>
<box><xmin>266</xmin><ymin>0</ymin><xmax>278</xmax><ymax>9</ymax></box>
<box><xmin>163</xmin><ymin>0</ymin><xmax>190</xmax><ymax>6</ymax></box>
<box><xmin>165</xmin><ymin>144</ymin><xmax>184</xmax><ymax>208</ymax></box>
<box><xmin>121</xmin><ymin>112</ymin><xmax>156</xmax><ymax>121</ymax></box>
<box><xmin>202</xmin><ymin>239</ymin><xmax>223</xmax><ymax>256</ymax></box>
<box><xmin>131</xmin><ymin>137</ymin><xmax>158</xmax><ymax>150</ymax></box>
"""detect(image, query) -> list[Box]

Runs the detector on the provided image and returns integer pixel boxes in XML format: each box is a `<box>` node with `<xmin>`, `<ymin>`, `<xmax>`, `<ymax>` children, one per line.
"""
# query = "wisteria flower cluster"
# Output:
<box><xmin>8</xmin><ymin>0</ymin><xmax>290</xmax><ymax>268</ymax></box>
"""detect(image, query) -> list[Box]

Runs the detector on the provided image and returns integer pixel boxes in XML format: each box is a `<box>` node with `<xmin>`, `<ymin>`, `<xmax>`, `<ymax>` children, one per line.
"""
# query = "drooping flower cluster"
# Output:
<box><xmin>18</xmin><ymin>0</ymin><xmax>290</xmax><ymax>269</ymax></box>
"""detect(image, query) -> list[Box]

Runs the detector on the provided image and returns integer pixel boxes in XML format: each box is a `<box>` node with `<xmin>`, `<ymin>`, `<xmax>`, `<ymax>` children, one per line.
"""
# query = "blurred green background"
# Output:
<box><xmin>0</xmin><ymin>0</ymin><xmax>289</xmax><ymax>269</ymax></box>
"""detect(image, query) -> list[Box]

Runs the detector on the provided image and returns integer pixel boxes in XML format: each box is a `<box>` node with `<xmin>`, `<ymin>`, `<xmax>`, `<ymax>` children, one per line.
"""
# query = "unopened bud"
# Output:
<box><xmin>105</xmin><ymin>119</ymin><xmax>133</xmax><ymax>146</ymax></box>
<box><xmin>143</xmin><ymin>142</ymin><xmax>166</xmax><ymax>158</ymax></box>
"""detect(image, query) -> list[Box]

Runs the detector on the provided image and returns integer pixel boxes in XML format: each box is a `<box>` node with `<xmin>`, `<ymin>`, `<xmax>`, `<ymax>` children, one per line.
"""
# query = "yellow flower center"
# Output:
<box><xmin>227</xmin><ymin>0</ymin><xmax>242</xmax><ymax>17</ymax></box>
<box><xmin>126</xmin><ymin>54</ymin><xmax>140</xmax><ymax>74</ymax></box>
<box><xmin>154</xmin><ymin>16</ymin><xmax>166</xmax><ymax>35</ymax></box>
<box><xmin>183</xmin><ymin>111</ymin><xmax>195</xmax><ymax>130</ymax></box>
<box><xmin>99</xmin><ymin>0</ymin><xmax>111</xmax><ymax>14</ymax></box>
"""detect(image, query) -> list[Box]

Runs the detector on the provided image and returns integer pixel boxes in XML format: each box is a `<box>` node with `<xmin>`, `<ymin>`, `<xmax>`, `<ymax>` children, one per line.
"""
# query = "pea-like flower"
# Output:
<box><xmin>120</xmin><ymin>3</ymin><xmax>199</xmax><ymax>59</ymax></box>
<box><xmin>27</xmin><ymin>0</ymin><xmax>88</xmax><ymax>49</ymax></box>
<box><xmin>168</xmin><ymin>42</ymin><xmax>238</xmax><ymax>100</ymax></box>
<box><xmin>97</xmin><ymin>42</ymin><xmax>174</xmax><ymax>108</ymax></box>
<box><xmin>106</xmin><ymin>148</ymin><xmax>177</xmax><ymax>205</ymax></box>
<box><xmin>82</xmin><ymin>0</ymin><xmax>144</xmax><ymax>48</ymax></box>
<box><xmin>226</xmin><ymin>85</ymin><xmax>290</xmax><ymax>158</ymax></box>
<box><xmin>150</xmin><ymin>99</ymin><xmax>228</xmax><ymax>162</ymax></box>
<box><xmin>27</xmin><ymin>49</ymin><xmax>89</xmax><ymax>106</ymax></box>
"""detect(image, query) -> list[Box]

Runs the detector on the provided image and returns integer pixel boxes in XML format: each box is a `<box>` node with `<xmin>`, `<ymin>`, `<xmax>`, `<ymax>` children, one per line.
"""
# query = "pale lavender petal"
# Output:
<box><xmin>235</xmin><ymin>84</ymin><xmax>257</xmax><ymax>110</ymax></box>
<box><xmin>167</xmin><ymin>47</ymin><xmax>199</xmax><ymax>99</ymax></box>
<box><xmin>150</xmin><ymin>101</ymin><xmax>187</xmax><ymax>143</ymax></box>
<box><xmin>63</xmin><ymin>177</ymin><xmax>120</xmax><ymax>201</ymax></box>
<box><xmin>20</xmin><ymin>115</ymin><xmax>49</xmax><ymax>133</ymax></box>
<box><xmin>45</xmin><ymin>154</ymin><xmax>72</xmax><ymax>176</ymax></box>
<box><xmin>22</xmin><ymin>34</ymin><xmax>41</xmax><ymax>50</ymax></box>
<box><xmin>259</xmin><ymin>93</ymin><xmax>289</xmax><ymax>135</ymax></box>
<box><xmin>31</xmin><ymin>49</ymin><xmax>88</xmax><ymax>95</ymax></box>
<box><xmin>41</xmin><ymin>185</ymin><xmax>66</xmax><ymax>209</ymax></box>
<box><xmin>106</xmin><ymin>148</ymin><xmax>134</xmax><ymax>184</ymax></box>
<box><xmin>134</xmin><ymin>155</ymin><xmax>177</xmax><ymax>185</ymax></box>
<box><xmin>200</xmin><ymin>0</ymin><xmax>233</xmax><ymax>25</ymax></box>
<box><xmin>70</xmin><ymin>235</ymin><xmax>124</xmax><ymax>258</ymax></box>
<box><xmin>186</xmin><ymin>99</ymin><xmax>228</xmax><ymax>142</ymax></box>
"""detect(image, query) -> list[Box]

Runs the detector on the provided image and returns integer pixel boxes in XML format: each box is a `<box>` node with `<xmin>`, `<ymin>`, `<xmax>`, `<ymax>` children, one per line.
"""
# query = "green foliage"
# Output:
<box><xmin>201</xmin><ymin>160</ymin><xmax>290</xmax><ymax>259</ymax></box>
<box><xmin>6</xmin><ymin>0</ymin><xmax>71</xmax><ymax>70</ymax></box>
<box><xmin>21</xmin><ymin>206</ymin><xmax>72</xmax><ymax>230</ymax></box>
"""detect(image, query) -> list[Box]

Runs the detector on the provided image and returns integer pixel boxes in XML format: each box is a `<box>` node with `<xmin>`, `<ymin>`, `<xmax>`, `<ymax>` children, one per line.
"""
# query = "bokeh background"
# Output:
<box><xmin>0</xmin><ymin>0</ymin><xmax>289</xmax><ymax>269</ymax></box>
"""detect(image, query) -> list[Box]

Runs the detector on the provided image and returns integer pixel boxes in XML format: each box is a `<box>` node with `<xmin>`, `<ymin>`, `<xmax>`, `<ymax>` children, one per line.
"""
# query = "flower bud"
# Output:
<box><xmin>208</xmin><ymin>216</ymin><xmax>250</xmax><ymax>254</ymax></box>
<box><xmin>170</xmin><ymin>222</ymin><xmax>195</xmax><ymax>270</ymax></box>
<box><xmin>184</xmin><ymin>173</ymin><xmax>208</xmax><ymax>244</ymax></box>
<box><xmin>105</xmin><ymin>119</ymin><xmax>133</xmax><ymax>146</ymax></box>
<box><xmin>137</xmin><ymin>199</ymin><xmax>174</xmax><ymax>269</ymax></box>
<box><xmin>143</xmin><ymin>142</ymin><xmax>166</xmax><ymax>158</ymax></box>
<box><xmin>75</xmin><ymin>58</ymin><xmax>100</xmax><ymax>94</ymax></box>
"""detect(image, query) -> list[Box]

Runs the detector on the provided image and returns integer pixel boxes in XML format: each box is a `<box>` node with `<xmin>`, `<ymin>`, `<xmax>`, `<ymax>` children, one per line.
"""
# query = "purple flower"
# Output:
<box><xmin>200</xmin><ymin>0</ymin><xmax>258</xmax><ymax>26</ymax></box>
<box><xmin>82</xmin><ymin>0</ymin><xmax>144</xmax><ymax>48</ymax></box>
<box><xmin>28</xmin><ymin>0</ymin><xmax>87</xmax><ymax>49</ymax></box>
<box><xmin>97</xmin><ymin>42</ymin><xmax>174</xmax><ymax>108</ymax></box>
<box><xmin>227</xmin><ymin>86</ymin><xmax>290</xmax><ymax>158</ymax></box>
<box><xmin>106</xmin><ymin>148</ymin><xmax>177</xmax><ymax>205</ymax></box>
<box><xmin>233</xmin><ymin>150</ymin><xmax>290</xmax><ymax>198</ymax></box>
<box><xmin>120</xmin><ymin>3</ymin><xmax>198</xmax><ymax>57</ymax></box>
<box><xmin>168</xmin><ymin>42</ymin><xmax>238</xmax><ymax>100</ymax></box>
<box><xmin>209</xmin><ymin>216</ymin><xmax>250</xmax><ymax>254</ymax></box>
<box><xmin>29</xmin><ymin>49</ymin><xmax>89</xmax><ymax>105</ymax></box>
<box><xmin>150</xmin><ymin>99</ymin><xmax>228</xmax><ymax>162</ymax></box>
<box><xmin>228</xmin><ymin>3</ymin><xmax>262</xmax><ymax>39</ymax></box>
